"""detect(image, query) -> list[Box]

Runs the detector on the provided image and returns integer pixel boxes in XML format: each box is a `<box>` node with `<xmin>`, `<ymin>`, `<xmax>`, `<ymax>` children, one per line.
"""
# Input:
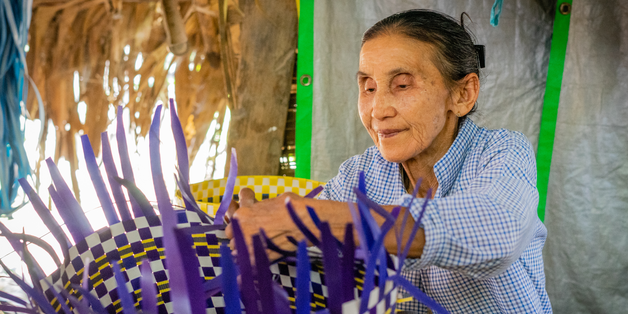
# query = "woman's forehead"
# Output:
<box><xmin>358</xmin><ymin>34</ymin><xmax>437</xmax><ymax>77</ymax></box>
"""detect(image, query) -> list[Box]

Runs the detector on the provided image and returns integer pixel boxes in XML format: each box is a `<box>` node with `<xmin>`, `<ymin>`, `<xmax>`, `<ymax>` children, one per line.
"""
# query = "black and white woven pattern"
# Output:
<box><xmin>40</xmin><ymin>209</ymin><xmax>388</xmax><ymax>314</ymax></box>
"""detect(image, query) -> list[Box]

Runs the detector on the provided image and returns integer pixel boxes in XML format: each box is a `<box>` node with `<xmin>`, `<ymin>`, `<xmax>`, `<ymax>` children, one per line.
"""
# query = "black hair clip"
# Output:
<box><xmin>475</xmin><ymin>45</ymin><xmax>485</xmax><ymax>68</ymax></box>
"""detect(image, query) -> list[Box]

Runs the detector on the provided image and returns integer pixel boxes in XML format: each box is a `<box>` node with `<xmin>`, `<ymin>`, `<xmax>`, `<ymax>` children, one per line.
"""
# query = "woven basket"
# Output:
<box><xmin>39</xmin><ymin>209</ymin><xmax>386</xmax><ymax>314</ymax></box>
<box><xmin>177</xmin><ymin>176</ymin><xmax>325</xmax><ymax>215</ymax></box>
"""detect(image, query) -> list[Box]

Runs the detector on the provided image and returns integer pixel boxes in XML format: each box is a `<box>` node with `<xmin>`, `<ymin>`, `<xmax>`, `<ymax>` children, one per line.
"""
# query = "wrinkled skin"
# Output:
<box><xmin>225</xmin><ymin>34</ymin><xmax>479</xmax><ymax>259</ymax></box>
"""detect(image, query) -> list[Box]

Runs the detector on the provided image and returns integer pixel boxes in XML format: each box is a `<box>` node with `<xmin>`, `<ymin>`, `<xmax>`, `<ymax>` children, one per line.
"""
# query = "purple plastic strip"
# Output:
<box><xmin>41</xmin><ymin>278</ymin><xmax>72</xmax><ymax>314</ymax></box>
<box><xmin>19</xmin><ymin>241</ymin><xmax>45</xmax><ymax>293</ymax></box>
<box><xmin>286</xmin><ymin>235</ymin><xmax>299</xmax><ymax>246</ymax></box>
<box><xmin>10</xmin><ymin>233</ymin><xmax>61</xmax><ymax>267</ymax></box>
<box><xmin>398</xmin><ymin>178</ymin><xmax>422</xmax><ymax>246</ymax></box>
<box><xmin>48</xmin><ymin>185</ymin><xmax>84</xmax><ymax>243</ymax></box>
<box><xmin>101</xmin><ymin>132</ymin><xmax>132</xmax><ymax>221</ymax></box>
<box><xmin>170</xmin><ymin>99</ymin><xmax>203</xmax><ymax>220</ymax></box>
<box><xmin>231</xmin><ymin>219</ymin><xmax>260</xmax><ymax>314</ymax></box>
<box><xmin>348</xmin><ymin>202</ymin><xmax>368</xmax><ymax>260</ymax></box>
<box><xmin>46</xmin><ymin>158</ymin><xmax>93</xmax><ymax>238</ymax></box>
<box><xmin>169</xmin><ymin>99</ymin><xmax>189</xmax><ymax>182</ymax></box>
<box><xmin>57</xmin><ymin>288</ymin><xmax>91</xmax><ymax>314</ymax></box>
<box><xmin>0</xmin><ymin>259</ymin><xmax>56</xmax><ymax>314</ymax></box>
<box><xmin>112</xmin><ymin>262</ymin><xmax>138</xmax><ymax>314</ymax></box>
<box><xmin>357</xmin><ymin>172</ymin><xmax>375</xmax><ymax>250</ymax></box>
<box><xmin>180</xmin><ymin>224</ymin><xmax>226</xmax><ymax>235</ymax></box>
<box><xmin>81</xmin><ymin>135</ymin><xmax>120</xmax><ymax>225</ymax></box>
<box><xmin>359</xmin><ymin>219</ymin><xmax>395</xmax><ymax>314</ymax></box>
<box><xmin>388</xmin><ymin>275</ymin><xmax>450</xmax><ymax>314</ymax></box>
<box><xmin>140</xmin><ymin>260</ymin><xmax>158</xmax><ymax>314</ymax></box>
<box><xmin>0</xmin><ymin>222</ymin><xmax>23</xmax><ymax>257</ymax></box>
<box><xmin>271</xmin><ymin>282</ymin><xmax>292</xmax><ymax>314</ymax></box>
<box><xmin>69</xmin><ymin>284</ymin><xmax>107</xmax><ymax>314</ymax></box>
<box><xmin>378</xmin><ymin>249</ymin><xmax>387</xmax><ymax>299</ymax></box>
<box><xmin>307</xmin><ymin>205</ymin><xmax>343</xmax><ymax>249</ymax></box>
<box><xmin>220</xmin><ymin>244</ymin><xmax>243</xmax><ymax>314</ymax></box>
<box><xmin>81</xmin><ymin>257</ymin><xmax>90</xmax><ymax>308</ymax></box>
<box><xmin>354</xmin><ymin>192</ymin><xmax>381</xmax><ymax>245</ymax></box>
<box><xmin>149</xmin><ymin>105</ymin><xmax>192</xmax><ymax>314</ymax></box>
<box><xmin>260</xmin><ymin>229</ymin><xmax>297</xmax><ymax>257</ymax></box>
<box><xmin>399</xmin><ymin>189</ymin><xmax>432</xmax><ymax>271</ymax></box>
<box><xmin>253</xmin><ymin>235</ymin><xmax>276</xmax><ymax>313</ymax></box>
<box><xmin>18</xmin><ymin>178</ymin><xmax>71</xmax><ymax>258</ymax></box>
<box><xmin>116</xmin><ymin>106</ymin><xmax>142</xmax><ymax>217</ymax></box>
<box><xmin>113</xmin><ymin>177</ymin><xmax>156</xmax><ymax>217</ymax></box>
<box><xmin>341</xmin><ymin>223</ymin><xmax>355</xmax><ymax>304</ymax></box>
<box><xmin>320</xmin><ymin>222</ymin><xmax>342</xmax><ymax>314</ymax></box>
<box><xmin>214</xmin><ymin>148</ymin><xmax>238</xmax><ymax>225</ymax></box>
<box><xmin>306</xmin><ymin>205</ymin><xmax>321</xmax><ymax>228</ymax></box>
<box><xmin>0</xmin><ymin>291</ymin><xmax>27</xmax><ymax>306</ymax></box>
<box><xmin>173</xmin><ymin>228</ymin><xmax>206</xmax><ymax>314</ymax></box>
<box><xmin>295</xmin><ymin>241</ymin><xmax>311</xmax><ymax>314</ymax></box>
<box><xmin>203</xmin><ymin>275</ymin><xmax>223</xmax><ymax>296</ymax></box>
<box><xmin>0</xmin><ymin>305</ymin><xmax>37</xmax><ymax>313</ymax></box>
<box><xmin>353</xmin><ymin>188</ymin><xmax>394</xmax><ymax>222</ymax></box>
<box><xmin>174</xmin><ymin>169</ymin><xmax>211</xmax><ymax>223</ymax></box>
<box><xmin>285</xmin><ymin>199</ymin><xmax>320</xmax><ymax>247</ymax></box>
<box><xmin>304</xmin><ymin>185</ymin><xmax>324</xmax><ymax>198</ymax></box>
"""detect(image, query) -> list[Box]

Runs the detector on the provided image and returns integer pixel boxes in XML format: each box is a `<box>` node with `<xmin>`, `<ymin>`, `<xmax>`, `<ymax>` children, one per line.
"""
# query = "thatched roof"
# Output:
<box><xmin>27</xmin><ymin>0</ymin><xmax>241</xmax><ymax>194</ymax></box>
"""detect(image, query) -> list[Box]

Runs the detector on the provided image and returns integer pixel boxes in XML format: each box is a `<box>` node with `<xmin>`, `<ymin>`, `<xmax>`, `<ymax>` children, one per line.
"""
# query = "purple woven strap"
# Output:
<box><xmin>140</xmin><ymin>260</ymin><xmax>158</xmax><ymax>314</ymax></box>
<box><xmin>116</xmin><ymin>106</ymin><xmax>143</xmax><ymax>217</ymax></box>
<box><xmin>149</xmin><ymin>105</ymin><xmax>193</xmax><ymax>314</ymax></box>
<box><xmin>214</xmin><ymin>148</ymin><xmax>238</xmax><ymax>224</ymax></box>
<box><xmin>101</xmin><ymin>132</ymin><xmax>132</xmax><ymax>221</ymax></box>
<box><xmin>18</xmin><ymin>178</ymin><xmax>71</xmax><ymax>259</ymax></box>
<box><xmin>46</xmin><ymin>158</ymin><xmax>93</xmax><ymax>238</ymax></box>
<box><xmin>81</xmin><ymin>135</ymin><xmax>119</xmax><ymax>225</ymax></box>
<box><xmin>231</xmin><ymin>219</ymin><xmax>260</xmax><ymax>314</ymax></box>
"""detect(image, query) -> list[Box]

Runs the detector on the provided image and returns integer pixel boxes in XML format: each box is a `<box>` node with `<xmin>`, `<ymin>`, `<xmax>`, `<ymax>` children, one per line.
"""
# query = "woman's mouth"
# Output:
<box><xmin>377</xmin><ymin>129</ymin><xmax>405</xmax><ymax>138</ymax></box>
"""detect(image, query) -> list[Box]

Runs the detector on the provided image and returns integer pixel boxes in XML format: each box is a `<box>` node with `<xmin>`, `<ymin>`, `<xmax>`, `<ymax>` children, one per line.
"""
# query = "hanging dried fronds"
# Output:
<box><xmin>25</xmin><ymin>0</ymin><xmax>241</xmax><ymax>198</ymax></box>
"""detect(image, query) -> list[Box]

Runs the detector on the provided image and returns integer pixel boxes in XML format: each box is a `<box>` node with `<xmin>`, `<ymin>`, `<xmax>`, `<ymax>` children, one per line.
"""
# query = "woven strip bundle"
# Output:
<box><xmin>0</xmin><ymin>99</ymin><xmax>448</xmax><ymax>314</ymax></box>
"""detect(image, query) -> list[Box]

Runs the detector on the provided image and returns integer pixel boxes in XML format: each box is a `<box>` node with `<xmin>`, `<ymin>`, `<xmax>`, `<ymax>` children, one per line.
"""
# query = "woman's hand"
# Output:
<box><xmin>224</xmin><ymin>190</ymin><xmax>425</xmax><ymax>260</ymax></box>
<box><xmin>224</xmin><ymin>188</ymin><xmax>257</xmax><ymax>224</ymax></box>
<box><xmin>224</xmin><ymin>190</ymin><xmax>314</xmax><ymax>260</ymax></box>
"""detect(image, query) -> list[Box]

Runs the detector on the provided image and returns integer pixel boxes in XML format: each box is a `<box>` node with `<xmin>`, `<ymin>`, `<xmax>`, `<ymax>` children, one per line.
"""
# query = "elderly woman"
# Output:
<box><xmin>226</xmin><ymin>9</ymin><xmax>551</xmax><ymax>313</ymax></box>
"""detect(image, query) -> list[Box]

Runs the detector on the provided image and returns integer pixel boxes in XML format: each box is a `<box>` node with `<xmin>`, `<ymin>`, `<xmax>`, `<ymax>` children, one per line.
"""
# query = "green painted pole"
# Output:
<box><xmin>537</xmin><ymin>1</ymin><xmax>573</xmax><ymax>222</ymax></box>
<box><xmin>295</xmin><ymin>0</ymin><xmax>314</xmax><ymax>179</ymax></box>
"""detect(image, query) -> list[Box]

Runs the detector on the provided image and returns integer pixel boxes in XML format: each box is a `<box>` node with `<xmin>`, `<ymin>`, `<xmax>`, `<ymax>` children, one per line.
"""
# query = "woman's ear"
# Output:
<box><xmin>453</xmin><ymin>73</ymin><xmax>480</xmax><ymax>116</ymax></box>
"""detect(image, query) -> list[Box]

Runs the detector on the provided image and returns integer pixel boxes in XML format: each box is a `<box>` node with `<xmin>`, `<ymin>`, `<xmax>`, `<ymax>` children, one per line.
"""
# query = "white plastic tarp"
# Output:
<box><xmin>543</xmin><ymin>0</ymin><xmax>628</xmax><ymax>312</ymax></box>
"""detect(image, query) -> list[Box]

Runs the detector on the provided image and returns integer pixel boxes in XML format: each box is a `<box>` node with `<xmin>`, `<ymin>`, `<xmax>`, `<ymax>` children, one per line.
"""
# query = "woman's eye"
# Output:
<box><xmin>393</xmin><ymin>74</ymin><xmax>413</xmax><ymax>90</ymax></box>
<box><xmin>363</xmin><ymin>79</ymin><xmax>376</xmax><ymax>93</ymax></box>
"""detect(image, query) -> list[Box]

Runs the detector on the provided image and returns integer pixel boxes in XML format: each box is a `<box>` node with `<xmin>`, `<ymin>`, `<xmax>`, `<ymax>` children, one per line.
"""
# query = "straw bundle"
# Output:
<box><xmin>26</xmin><ymin>0</ymin><xmax>240</xmax><ymax>195</ymax></box>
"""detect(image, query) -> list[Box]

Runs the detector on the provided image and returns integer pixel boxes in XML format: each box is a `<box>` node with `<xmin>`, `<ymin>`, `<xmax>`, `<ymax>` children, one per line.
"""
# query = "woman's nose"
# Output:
<box><xmin>371</xmin><ymin>91</ymin><xmax>396</xmax><ymax>120</ymax></box>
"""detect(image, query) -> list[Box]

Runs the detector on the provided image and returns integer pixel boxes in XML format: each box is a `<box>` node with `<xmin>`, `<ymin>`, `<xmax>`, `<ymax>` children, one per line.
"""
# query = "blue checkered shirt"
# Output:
<box><xmin>318</xmin><ymin>118</ymin><xmax>552</xmax><ymax>313</ymax></box>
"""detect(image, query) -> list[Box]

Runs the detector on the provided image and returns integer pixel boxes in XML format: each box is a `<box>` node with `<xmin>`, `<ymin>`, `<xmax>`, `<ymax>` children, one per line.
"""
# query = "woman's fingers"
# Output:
<box><xmin>225</xmin><ymin>200</ymin><xmax>239</xmax><ymax>223</ymax></box>
<box><xmin>239</xmin><ymin>187</ymin><xmax>257</xmax><ymax>207</ymax></box>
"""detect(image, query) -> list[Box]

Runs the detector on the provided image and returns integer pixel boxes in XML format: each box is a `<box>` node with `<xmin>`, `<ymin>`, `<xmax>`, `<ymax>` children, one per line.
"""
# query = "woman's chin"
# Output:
<box><xmin>378</xmin><ymin>148</ymin><xmax>412</xmax><ymax>164</ymax></box>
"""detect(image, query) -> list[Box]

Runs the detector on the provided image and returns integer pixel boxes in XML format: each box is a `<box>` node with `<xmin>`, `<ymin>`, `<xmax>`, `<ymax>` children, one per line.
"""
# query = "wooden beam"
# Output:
<box><xmin>226</xmin><ymin>0</ymin><xmax>298</xmax><ymax>176</ymax></box>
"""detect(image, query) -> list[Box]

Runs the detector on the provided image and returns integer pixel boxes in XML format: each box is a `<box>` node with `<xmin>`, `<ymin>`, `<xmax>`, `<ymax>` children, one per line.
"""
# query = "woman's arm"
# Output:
<box><xmin>399</xmin><ymin>133</ymin><xmax>540</xmax><ymax>279</ymax></box>
<box><xmin>225</xmin><ymin>192</ymin><xmax>425</xmax><ymax>259</ymax></box>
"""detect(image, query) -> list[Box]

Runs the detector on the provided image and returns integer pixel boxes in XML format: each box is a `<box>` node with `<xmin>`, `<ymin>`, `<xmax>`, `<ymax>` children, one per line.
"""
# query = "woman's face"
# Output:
<box><xmin>357</xmin><ymin>34</ymin><xmax>458</xmax><ymax>163</ymax></box>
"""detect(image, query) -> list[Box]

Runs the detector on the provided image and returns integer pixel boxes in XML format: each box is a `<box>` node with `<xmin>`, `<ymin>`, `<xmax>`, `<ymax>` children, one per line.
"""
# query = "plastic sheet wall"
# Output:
<box><xmin>544</xmin><ymin>0</ymin><xmax>628</xmax><ymax>312</ymax></box>
<box><xmin>311</xmin><ymin>0</ymin><xmax>554</xmax><ymax>181</ymax></box>
<box><xmin>310</xmin><ymin>0</ymin><xmax>628</xmax><ymax>312</ymax></box>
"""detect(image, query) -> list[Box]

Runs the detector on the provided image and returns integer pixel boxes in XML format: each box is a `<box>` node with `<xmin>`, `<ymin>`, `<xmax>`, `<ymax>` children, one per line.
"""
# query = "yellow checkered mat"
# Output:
<box><xmin>180</xmin><ymin>176</ymin><xmax>325</xmax><ymax>215</ymax></box>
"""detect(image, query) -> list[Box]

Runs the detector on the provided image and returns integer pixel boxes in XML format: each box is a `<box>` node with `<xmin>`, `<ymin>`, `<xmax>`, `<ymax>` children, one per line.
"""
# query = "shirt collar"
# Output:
<box><xmin>433</xmin><ymin>118</ymin><xmax>479</xmax><ymax>198</ymax></box>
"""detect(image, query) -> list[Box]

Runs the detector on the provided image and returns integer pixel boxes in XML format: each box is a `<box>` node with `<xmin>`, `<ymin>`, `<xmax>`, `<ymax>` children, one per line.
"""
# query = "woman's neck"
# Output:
<box><xmin>401</xmin><ymin>115</ymin><xmax>460</xmax><ymax>198</ymax></box>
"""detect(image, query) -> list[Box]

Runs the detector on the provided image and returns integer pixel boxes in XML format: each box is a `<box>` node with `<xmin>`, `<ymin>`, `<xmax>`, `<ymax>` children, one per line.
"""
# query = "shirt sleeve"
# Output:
<box><xmin>400</xmin><ymin>132</ymin><xmax>539</xmax><ymax>280</ymax></box>
<box><xmin>317</xmin><ymin>154</ymin><xmax>358</xmax><ymax>202</ymax></box>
